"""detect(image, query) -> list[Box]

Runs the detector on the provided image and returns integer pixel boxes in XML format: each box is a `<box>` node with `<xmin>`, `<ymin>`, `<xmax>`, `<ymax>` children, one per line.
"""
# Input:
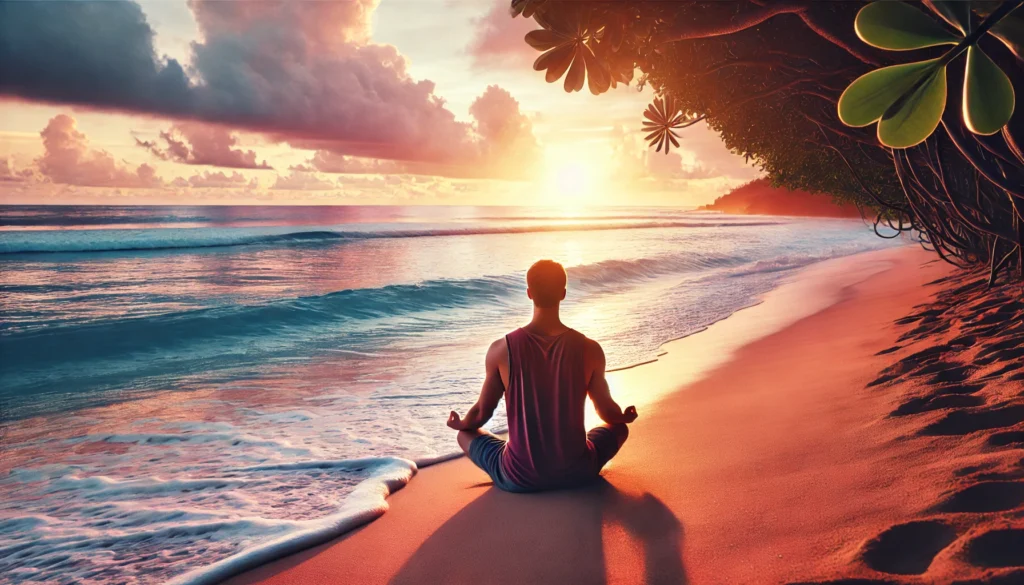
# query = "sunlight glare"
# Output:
<box><xmin>555</xmin><ymin>162</ymin><xmax>592</xmax><ymax>199</ymax></box>
<box><xmin>542</xmin><ymin>144</ymin><xmax>608</xmax><ymax>208</ymax></box>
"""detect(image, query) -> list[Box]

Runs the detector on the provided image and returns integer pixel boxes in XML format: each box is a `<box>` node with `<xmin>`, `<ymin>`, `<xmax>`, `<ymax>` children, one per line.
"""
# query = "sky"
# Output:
<box><xmin>0</xmin><ymin>0</ymin><xmax>760</xmax><ymax>206</ymax></box>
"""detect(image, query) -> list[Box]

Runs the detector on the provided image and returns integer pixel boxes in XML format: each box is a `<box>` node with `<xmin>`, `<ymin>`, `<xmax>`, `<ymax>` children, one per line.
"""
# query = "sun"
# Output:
<box><xmin>555</xmin><ymin>162</ymin><xmax>593</xmax><ymax>197</ymax></box>
<box><xmin>542</xmin><ymin>148</ymin><xmax>606</xmax><ymax>208</ymax></box>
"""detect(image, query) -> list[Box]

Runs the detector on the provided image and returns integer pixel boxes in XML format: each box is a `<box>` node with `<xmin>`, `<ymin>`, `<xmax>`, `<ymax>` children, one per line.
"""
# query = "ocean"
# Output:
<box><xmin>0</xmin><ymin>205</ymin><xmax>902</xmax><ymax>584</ymax></box>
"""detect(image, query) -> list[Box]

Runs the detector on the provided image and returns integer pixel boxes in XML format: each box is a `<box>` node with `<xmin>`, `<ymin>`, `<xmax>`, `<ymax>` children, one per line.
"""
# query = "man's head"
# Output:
<box><xmin>526</xmin><ymin>259</ymin><xmax>567</xmax><ymax>308</ymax></box>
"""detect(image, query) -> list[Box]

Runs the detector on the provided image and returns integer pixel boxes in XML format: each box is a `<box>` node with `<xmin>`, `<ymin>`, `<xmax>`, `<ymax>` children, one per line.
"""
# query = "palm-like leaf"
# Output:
<box><xmin>838</xmin><ymin>1</ymin><xmax>1023</xmax><ymax>147</ymax></box>
<box><xmin>642</xmin><ymin>96</ymin><xmax>689</xmax><ymax>154</ymax></box>
<box><xmin>526</xmin><ymin>12</ymin><xmax>613</xmax><ymax>95</ymax></box>
<box><xmin>511</xmin><ymin>0</ymin><xmax>547</xmax><ymax>19</ymax></box>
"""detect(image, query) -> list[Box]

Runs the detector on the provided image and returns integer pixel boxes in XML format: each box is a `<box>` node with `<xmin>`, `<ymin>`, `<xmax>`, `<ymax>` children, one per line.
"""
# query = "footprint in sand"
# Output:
<box><xmin>891</xmin><ymin>394</ymin><xmax>985</xmax><ymax>417</ymax></box>
<box><xmin>921</xmin><ymin>405</ymin><xmax>1024</xmax><ymax>436</ymax></box>
<box><xmin>988</xmin><ymin>431</ymin><xmax>1024</xmax><ymax>447</ymax></box>
<box><xmin>965</xmin><ymin>529</ymin><xmax>1024</xmax><ymax>568</ymax></box>
<box><xmin>934</xmin><ymin>481</ymin><xmax>1024</xmax><ymax>514</ymax></box>
<box><xmin>858</xmin><ymin>520</ymin><xmax>958</xmax><ymax>576</ymax></box>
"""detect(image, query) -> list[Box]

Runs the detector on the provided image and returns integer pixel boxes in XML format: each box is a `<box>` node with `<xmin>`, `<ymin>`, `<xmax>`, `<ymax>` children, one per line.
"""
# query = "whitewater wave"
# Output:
<box><xmin>0</xmin><ymin>220</ymin><xmax>785</xmax><ymax>254</ymax></box>
<box><xmin>0</xmin><ymin>456</ymin><xmax>420</xmax><ymax>585</ymax></box>
<box><xmin>167</xmin><ymin>459</ymin><xmax>417</xmax><ymax>585</ymax></box>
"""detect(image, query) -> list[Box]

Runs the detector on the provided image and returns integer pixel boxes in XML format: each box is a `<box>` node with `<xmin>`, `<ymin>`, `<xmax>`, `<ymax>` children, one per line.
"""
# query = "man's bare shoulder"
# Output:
<box><xmin>485</xmin><ymin>336</ymin><xmax>508</xmax><ymax>367</ymax></box>
<box><xmin>581</xmin><ymin>336</ymin><xmax>605</xmax><ymax>368</ymax></box>
<box><xmin>581</xmin><ymin>335</ymin><xmax>603</xmax><ymax>355</ymax></box>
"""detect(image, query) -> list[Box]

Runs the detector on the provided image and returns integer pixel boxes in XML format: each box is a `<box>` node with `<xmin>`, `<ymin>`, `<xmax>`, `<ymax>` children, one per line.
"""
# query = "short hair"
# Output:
<box><xmin>526</xmin><ymin>259</ymin><xmax>567</xmax><ymax>308</ymax></box>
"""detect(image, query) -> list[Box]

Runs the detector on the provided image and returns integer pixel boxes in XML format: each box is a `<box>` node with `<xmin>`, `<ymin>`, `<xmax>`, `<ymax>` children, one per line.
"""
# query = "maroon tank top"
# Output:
<box><xmin>500</xmin><ymin>327</ymin><xmax>596</xmax><ymax>489</ymax></box>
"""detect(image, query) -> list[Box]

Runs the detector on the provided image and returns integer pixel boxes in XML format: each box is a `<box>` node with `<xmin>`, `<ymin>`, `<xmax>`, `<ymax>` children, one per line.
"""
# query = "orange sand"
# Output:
<box><xmin>225</xmin><ymin>247</ymin><xmax>1024</xmax><ymax>585</ymax></box>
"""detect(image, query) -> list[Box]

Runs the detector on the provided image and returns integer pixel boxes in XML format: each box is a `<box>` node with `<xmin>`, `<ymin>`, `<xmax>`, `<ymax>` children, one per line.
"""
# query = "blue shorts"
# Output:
<box><xmin>467</xmin><ymin>425</ymin><xmax>628</xmax><ymax>493</ymax></box>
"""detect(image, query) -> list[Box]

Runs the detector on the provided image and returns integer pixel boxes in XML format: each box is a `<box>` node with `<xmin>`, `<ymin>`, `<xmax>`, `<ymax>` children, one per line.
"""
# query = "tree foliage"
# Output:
<box><xmin>510</xmin><ymin>0</ymin><xmax>1024</xmax><ymax>284</ymax></box>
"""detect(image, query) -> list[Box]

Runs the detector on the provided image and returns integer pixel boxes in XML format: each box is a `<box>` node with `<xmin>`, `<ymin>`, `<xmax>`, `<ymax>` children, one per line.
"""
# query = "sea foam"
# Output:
<box><xmin>1</xmin><ymin>456</ymin><xmax>420</xmax><ymax>585</ymax></box>
<box><xmin>166</xmin><ymin>457</ymin><xmax>418</xmax><ymax>585</ymax></box>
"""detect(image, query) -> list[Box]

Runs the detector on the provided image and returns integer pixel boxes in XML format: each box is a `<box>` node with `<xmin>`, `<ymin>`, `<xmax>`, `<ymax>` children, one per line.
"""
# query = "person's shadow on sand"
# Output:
<box><xmin>389</xmin><ymin>479</ymin><xmax>686</xmax><ymax>585</ymax></box>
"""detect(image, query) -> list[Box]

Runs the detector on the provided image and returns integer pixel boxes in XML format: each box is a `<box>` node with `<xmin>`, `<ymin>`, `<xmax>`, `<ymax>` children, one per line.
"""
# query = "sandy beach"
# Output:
<box><xmin>221</xmin><ymin>246</ymin><xmax>1024</xmax><ymax>585</ymax></box>
<box><xmin>6</xmin><ymin>1</ymin><xmax>1024</xmax><ymax>583</ymax></box>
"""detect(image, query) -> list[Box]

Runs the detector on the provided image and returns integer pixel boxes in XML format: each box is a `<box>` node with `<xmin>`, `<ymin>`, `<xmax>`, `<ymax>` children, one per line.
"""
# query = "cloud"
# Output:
<box><xmin>301</xmin><ymin>151</ymin><xmax>403</xmax><ymax>174</ymax></box>
<box><xmin>137</xmin><ymin>123</ymin><xmax>272</xmax><ymax>169</ymax></box>
<box><xmin>647</xmin><ymin>151</ymin><xmax>719</xmax><ymax>180</ymax></box>
<box><xmin>468</xmin><ymin>0</ymin><xmax>538</xmax><ymax>67</ymax></box>
<box><xmin>35</xmin><ymin>114</ymin><xmax>163</xmax><ymax>188</ymax></box>
<box><xmin>1</xmin><ymin>0</ymin><xmax>539</xmax><ymax>178</ymax></box>
<box><xmin>469</xmin><ymin>85</ymin><xmax>538</xmax><ymax>165</ymax></box>
<box><xmin>172</xmin><ymin>170</ymin><xmax>256</xmax><ymax>189</ymax></box>
<box><xmin>189</xmin><ymin>0</ymin><xmax>376</xmax><ymax>47</ymax></box>
<box><xmin>23</xmin><ymin>115</ymin><xmax>265</xmax><ymax>192</ymax></box>
<box><xmin>335</xmin><ymin>174</ymin><xmax>403</xmax><ymax>189</ymax></box>
<box><xmin>608</xmin><ymin>124</ymin><xmax>758</xmax><ymax>184</ymax></box>
<box><xmin>1</xmin><ymin>2</ymin><xmax>193</xmax><ymax>114</ymax></box>
<box><xmin>272</xmin><ymin>171</ymin><xmax>336</xmax><ymax>191</ymax></box>
<box><xmin>292</xmin><ymin>86</ymin><xmax>538</xmax><ymax>178</ymax></box>
<box><xmin>0</xmin><ymin>157</ymin><xmax>34</xmax><ymax>183</ymax></box>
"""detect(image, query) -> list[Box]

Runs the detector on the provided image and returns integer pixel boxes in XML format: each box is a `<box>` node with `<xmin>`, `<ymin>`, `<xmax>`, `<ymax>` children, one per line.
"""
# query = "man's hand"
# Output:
<box><xmin>621</xmin><ymin>405</ymin><xmax>638</xmax><ymax>424</ymax></box>
<box><xmin>447</xmin><ymin>410</ymin><xmax>467</xmax><ymax>431</ymax></box>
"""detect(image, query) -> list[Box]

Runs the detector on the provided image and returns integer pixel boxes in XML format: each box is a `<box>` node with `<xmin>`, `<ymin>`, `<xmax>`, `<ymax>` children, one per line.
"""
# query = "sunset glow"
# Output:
<box><xmin>545</xmin><ymin>155</ymin><xmax>604</xmax><ymax>207</ymax></box>
<box><xmin>5</xmin><ymin>3</ymin><xmax>1022</xmax><ymax>584</ymax></box>
<box><xmin>0</xmin><ymin>0</ymin><xmax>759</xmax><ymax>207</ymax></box>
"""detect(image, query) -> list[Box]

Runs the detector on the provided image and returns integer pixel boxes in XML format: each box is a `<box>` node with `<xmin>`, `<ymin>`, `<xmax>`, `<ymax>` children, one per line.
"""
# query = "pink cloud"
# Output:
<box><xmin>138</xmin><ymin>123</ymin><xmax>272</xmax><ymax>169</ymax></box>
<box><xmin>187</xmin><ymin>1</ymin><xmax>537</xmax><ymax>175</ymax></box>
<box><xmin>0</xmin><ymin>157</ymin><xmax>34</xmax><ymax>183</ymax></box>
<box><xmin>3</xmin><ymin>1</ymin><xmax>541</xmax><ymax>180</ymax></box>
<box><xmin>272</xmin><ymin>171</ymin><xmax>336</xmax><ymax>191</ymax></box>
<box><xmin>189</xmin><ymin>0</ymin><xmax>376</xmax><ymax>47</ymax></box>
<box><xmin>468</xmin><ymin>0</ymin><xmax>538</xmax><ymax>67</ymax></box>
<box><xmin>302</xmin><ymin>152</ymin><xmax>403</xmax><ymax>174</ymax></box>
<box><xmin>469</xmin><ymin>85</ymin><xmax>538</xmax><ymax>163</ymax></box>
<box><xmin>36</xmin><ymin>114</ymin><xmax>162</xmax><ymax>188</ymax></box>
<box><xmin>294</xmin><ymin>86</ymin><xmax>538</xmax><ymax>178</ymax></box>
<box><xmin>172</xmin><ymin>170</ymin><xmax>256</xmax><ymax>189</ymax></box>
<box><xmin>25</xmin><ymin>115</ymin><xmax>267</xmax><ymax>192</ymax></box>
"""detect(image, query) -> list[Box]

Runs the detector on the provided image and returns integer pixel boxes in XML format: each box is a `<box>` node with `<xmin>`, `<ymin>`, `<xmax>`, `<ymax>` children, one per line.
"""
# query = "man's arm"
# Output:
<box><xmin>447</xmin><ymin>338</ymin><xmax>506</xmax><ymax>431</ymax></box>
<box><xmin>586</xmin><ymin>340</ymin><xmax>638</xmax><ymax>425</ymax></box>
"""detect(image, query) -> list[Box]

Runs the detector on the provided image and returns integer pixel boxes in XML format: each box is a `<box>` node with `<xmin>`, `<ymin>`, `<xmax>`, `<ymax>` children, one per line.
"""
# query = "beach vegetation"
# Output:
<box><xmin>512</xmin><ymin>1</ymin><xmax>1024</xmax><ymax>284</ymax></box>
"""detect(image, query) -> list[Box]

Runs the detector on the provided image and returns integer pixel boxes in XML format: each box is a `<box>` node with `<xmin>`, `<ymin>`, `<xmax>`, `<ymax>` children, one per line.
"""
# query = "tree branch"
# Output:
<box><xmin>656</xmin><ymin>1</ymin><xmax>806</xmax><ymax>43</ymax></box>
<box><xmin>796</xmin><ymin>10</ymin><xmax>882</xmax><ymax>66</ymax></box>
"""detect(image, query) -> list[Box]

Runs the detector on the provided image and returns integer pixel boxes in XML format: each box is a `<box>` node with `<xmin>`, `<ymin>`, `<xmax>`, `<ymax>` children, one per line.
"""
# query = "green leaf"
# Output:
<box><xmin>856</xmin><ymin>2</ymin><xmax>961</xmax><ymax>50</ymax></box>
<box><xmin>878</xmin><ymin>65</ymin><xmax>947</xmax><ymax>148</ymax></box>
<box><xmin>925</xmin><ymin>0</ymin><xmax>972</xmax><ymax>34</ymax></box>
<box><xmin>838</xmin><ymin>59</ymin><xmax>941</xmax><ymax>127</ymax></box>
<box><xmin>963</xmin><ymin>45</ymin><xmax>1015</xmax><ymax>135</ymax></box>
<box><xmin>990</xmin><ymin>12</ymin><xmax>1024</xmax><ymax>61</ymax></box>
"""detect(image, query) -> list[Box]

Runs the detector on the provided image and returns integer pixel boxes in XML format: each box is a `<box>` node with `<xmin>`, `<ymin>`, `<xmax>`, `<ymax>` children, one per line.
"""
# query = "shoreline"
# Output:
<box><xmin>173</xmin><ymin>244</ymin><xmax>875</xmax><ymax>585</ymax></box>
<box><xmin>1</xmin><ymin>215</ymin><xmax>907</xmax><ymax>585</ymax></box>
<box><xmin>219</xmin><ymin>244</ymin><xmax>1024</xmax><ymax>585</ymax></box>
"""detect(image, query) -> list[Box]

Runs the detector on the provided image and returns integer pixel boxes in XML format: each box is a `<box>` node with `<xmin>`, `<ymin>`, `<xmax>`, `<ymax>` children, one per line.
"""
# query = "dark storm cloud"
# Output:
<box><xmin>0</xmin><ymin>1</ymin><xmax>193</xmax><ymax>113</ymax></box>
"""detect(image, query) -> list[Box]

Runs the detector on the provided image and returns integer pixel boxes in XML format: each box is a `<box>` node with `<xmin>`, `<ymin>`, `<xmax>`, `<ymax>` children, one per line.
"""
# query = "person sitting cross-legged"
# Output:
<box><xmin>447</xmin><ymin>259</ymin><xmax>637</xmax><ymax>493</ymax></box>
